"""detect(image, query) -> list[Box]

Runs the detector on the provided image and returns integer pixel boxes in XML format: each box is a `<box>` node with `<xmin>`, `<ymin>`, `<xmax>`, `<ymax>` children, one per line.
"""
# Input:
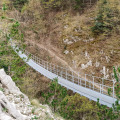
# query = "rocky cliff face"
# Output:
<box><xmin>0</xmin><ymin>69</ymin><xmax>63</xmax><ymax>120</ymax></box>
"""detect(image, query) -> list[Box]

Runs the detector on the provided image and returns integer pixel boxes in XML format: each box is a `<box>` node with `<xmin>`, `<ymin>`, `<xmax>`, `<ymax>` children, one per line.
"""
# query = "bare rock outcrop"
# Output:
<box><xmin>0</xmin><ymin>91</ymin><xmax>28</xmax><ymax>120</ymax></box>
<box><xmin>0</xmin><ymin>69</ymin><xmax>29</xmax><ymax>100</ymax></box>
<box><xmin>0</xmin><ymin>69</ymin><xmax>63</xmax><ymax>120</ymax></box>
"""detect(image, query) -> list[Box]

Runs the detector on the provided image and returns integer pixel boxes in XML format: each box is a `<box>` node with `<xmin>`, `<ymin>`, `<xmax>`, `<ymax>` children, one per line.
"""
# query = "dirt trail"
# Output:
<box><xmin>25</xmin><ymin>40</ymin><xmax>75</xmax><ymax>71</ymax></box>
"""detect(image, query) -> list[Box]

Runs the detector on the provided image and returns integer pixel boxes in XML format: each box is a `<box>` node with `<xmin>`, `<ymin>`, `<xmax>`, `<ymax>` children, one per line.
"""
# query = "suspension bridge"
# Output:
<box><xmin>10</xmin><ymin>41</ymin><xmax>116</xmax><ymax>107</ymax></box>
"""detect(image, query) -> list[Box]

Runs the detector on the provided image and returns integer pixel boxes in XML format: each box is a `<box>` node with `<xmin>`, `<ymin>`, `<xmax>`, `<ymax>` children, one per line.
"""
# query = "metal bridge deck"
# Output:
<box><xmin>13</xmin><ymin>48</ymin><xmax>116</xmax><ymax>107</ymax></box>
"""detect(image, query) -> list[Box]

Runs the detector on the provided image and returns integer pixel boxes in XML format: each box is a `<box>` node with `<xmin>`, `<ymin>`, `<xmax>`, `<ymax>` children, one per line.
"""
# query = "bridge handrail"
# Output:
<box><xmin>10</xmin><ymin>41</ymin><xmax>115</xmax><ymax>98</ymax></box>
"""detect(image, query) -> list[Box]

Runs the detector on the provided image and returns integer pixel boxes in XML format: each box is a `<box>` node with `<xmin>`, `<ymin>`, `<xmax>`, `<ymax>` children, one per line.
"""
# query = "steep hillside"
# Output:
<box><xmin>1</xmin><ymin>0</ymin><xmax>120</xmax><ymax>79</ymax></box>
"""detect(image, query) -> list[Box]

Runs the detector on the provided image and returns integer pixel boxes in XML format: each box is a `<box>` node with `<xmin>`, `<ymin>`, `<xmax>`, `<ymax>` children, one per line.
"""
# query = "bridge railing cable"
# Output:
<box><xmin>10</xmin><ymin>41</ymin><xmax>115</xmax><ymax>98</ymax></box>
<box><xmin>22</xmin><ymin>48</ymin><xmax>115</xmax><ymax>98</ymax></box>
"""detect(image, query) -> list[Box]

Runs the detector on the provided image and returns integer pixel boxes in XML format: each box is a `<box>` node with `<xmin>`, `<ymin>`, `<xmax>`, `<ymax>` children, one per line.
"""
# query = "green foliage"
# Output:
<box><xmin>74</xmin><ymin>0</ymin><xmax>84</xmax><ymax>10</ymax></box>
<box><xmin>2</xmin><ymin>107</ymin><xmax>8</xmax><ymax>113</ymax></box>
<box><xmin>31</xmin><ymin>116</ymin><xmax>40</xmax><ymax>120</ymax></box>
<box><xmin>41</xmin><ymin>78</ymin><xmax>98</xmax><ymax>120</ymax></box>
<box><xmin>40</xmin><ymin>0</ymin><xmax>84</xmax><ymax>11</ymax></box>
<box><xmin>0</xmin><ymin>41</ymin><xmax>27</xmax><ymax>81</ymax></box>
<box><xmin>0</xmin><ymin>88</ymin><xmax>4</xmax><ymax>92</ymax></box>
<box><xmin>0</xmin><ymin>4</ymin><xmax>28</xmax><ymax>82</ymax></box>
<box><xmin>60</xmin><ymin>94</ymin><xmax>98</xmax><ymax>120</ymax></box>
<box><xmin>42</xmin><ymin>78</ymin><xmax>67</xmax><ymax>112</ymax></box>
<box><xmin>1</xmin><ymin>4</ymin><xmax>7</xmax><ymax>19</ymax></box>
<box><xmin>0</xmin><ymin>59</ymin><xmax>9</xmax><ymax>72</ymax></box>
<box><xmin>9</xmin><ymin>21</ymin><xmax>22</xmax><ymax>40</ymax></box>
<box><xmin>12</xmin><ymin>0</ymin><xmax>28</xmax><ymax>9</ymax></box>
<box><xmin>97</xmin><ymin>67</ymin><xmax>120</xmax><ymax>120</ymax></box>
<box><xmin>2</xmin><ymin>4</ymin><xmax>7</xmax><ymax>11</ymax></box>
<box><xmin>91</xmin><ymin>0</ymin><xmax>120</xmax><ymax>35</ymax></box>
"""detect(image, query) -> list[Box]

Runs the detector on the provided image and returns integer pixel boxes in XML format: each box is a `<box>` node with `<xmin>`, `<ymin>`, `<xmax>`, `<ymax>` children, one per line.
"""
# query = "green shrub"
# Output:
<box><xmin>40</xmin><ymin>0</ymin><xmax>84</xmax><ymax>11</ymax></box>
<box><xmin>41</xmin><ymin>78</ymin><xmax>98</xmax><ymax>120</ymax></box>
<box><xmin>74</xmin><ymin>0</ymin><xmax>84</xmax><ymax>10</ymax></box>
<box><xmin>91</xmin><ymin>0</ymin><xmax>120</xmax><ymax>35</ymax></box>
<box><xmin>42</xmin><ymin>78</ymin><xmax>67</xmax><ymax>112</ymax></box>
<box><xmin>60</xmin><ymin>94</ymin><xmax>98</xmax><ymax>120</ymax></box>
<box><xmin>12</xmin><ymin>0</ymin><xmax>28</xmax><ymax>9</ymax></box>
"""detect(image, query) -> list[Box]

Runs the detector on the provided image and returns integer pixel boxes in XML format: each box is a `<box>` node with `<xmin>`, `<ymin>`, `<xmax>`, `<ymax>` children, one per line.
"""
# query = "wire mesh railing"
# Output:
<box><xmin>6</xmin><ymin>41</ymin><xmax>115</xmax><ymax>99</ymax></box>
<box><xmin>17</xmin><ymin>48</ymin><xmax>115</xmax><ymax>98</ymax></box>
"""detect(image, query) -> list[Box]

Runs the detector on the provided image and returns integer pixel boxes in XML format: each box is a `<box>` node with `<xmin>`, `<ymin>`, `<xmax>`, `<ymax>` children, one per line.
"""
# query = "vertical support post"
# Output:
<box><xmin>61</xmin><ymin>67</ymin><xmax>63</xmax><ymax>78</ymax></box>
<box><xmin>80</xmin><ymin>77</ymin><xmax>81</xmax><ymax>86</ymax></box>
<box><xmin>50</xmin><ymin>63</ymin><xmax>51</xmax><ymax>72</ymax></box>
<box><xmin>47</xmin><ymin>62</ymin><xmax>49</xmax><ymax>71</ymax></box>
<box><xmin>42</xmin><ymin>60</ymin><xmax>44</xmax><ymax>68</ymax></box>
<box><xmin>38</xmin><ymin>58</ymin><xmax>39</xmax><ymax>65</ymax></box>
<box><xmin>55</xmin><ymin>65</ymin><xmax>56</xmax><ymax>74</ymax></box>
<box><xmin>51</xmin><ymin>64</ymin><xmax>52</xmax><ymax>72</ymax></box>
<box><xmin>47</xmin><ymin>62</ymin><xmax>48</xmax><ymax>70</ymax></box>
<box><xmin>36</xmin><ymin>56</ymin><xmax>37</xmax><ymax>63</ymax></box>
<box><xmin>57</xmin><ymin>65</ymin><xmax>59</xmax><ymax>76</ymax></box>
<box><xmin>100</xmin><ymin>84</ymin><xmax>101</xmax><ymax>94</ymax></box>
<box><xmin>93</xmin><ymin>76</ymin><xmax>94</xmax><ymax>90</ymax></box>
<box><xmin>44</xmin><ymin>61</ymin><xmax>46</xmax><ymax>69</ymax></box>
<box><xmin>54</xmin><ymin>64</ymin><xmax>55</xmax><ymax>74</ymax></box>
<box><xmin>89</xmin><ymin>81</ymin><xmax>91</xmax><ymax>89</ymax></box>
<box><xmin>43</xmin><ymin>61</ymin><xmax>45</xmax><ymax>68</ymax></box>
<box><xmin>42</xmin><ymin>60</ymin><xmax>43</xmax><ymax>67</ymax></box>
<box><xmin>113</xmin><ymin>80</ymin><xmax>115</xmax><ymax>103</ymax></box>
<box><xmin>35</xmin><ymin>56</ymin><xmax>36</xmax><ymax>62</ymax></box>
<box><xmin>56</xmin><ymin>65</ymin><xmax>57</xmax><ymax>75</ymax></box>
<box><xmin>39</xmin><ymin>58</ymin><xmax>40</xmax><ymax>65</ymax></box>
<box><xmin>36</xmin><ymin>57</ymin><xmax>38</xmax><ymax>64</ymax></box>
<box><xmin>72</xmin><ymin>71</ymin><xmax>74</xmax><ymax>83</ymax></box>
<box><xmin>40</xmin><ymin>59</ymin><xmax>42</xmax><ymax>66</ymax></box>
<box><xmin>66</xmin><ymin>68</ymin><xmax>67</xmax><ymax>80</ymax></box>
<box><xmin>34</xmin><ymin>55</ymin><xmax>35</xmax><ymax>61</ymax></box>
<box><xmin>78</xmin><ymin>72</ymin><xmax>79</xmax><ymax>85</ymax></box>
<box><xmin>33</xmin><ymin>55</ymin><xmax>34</xmax><ymax>60</ymax></box>
<box><xmin>45</xmin><ymin>61</ymin><xmax>47</xmax><ymax>69</ymax></box>
<box><xmin>50</xmin><ymin>63</ymin><xmax>53</xmax><ymax>72</ymax></box>
<box><xmin>36</xmin><ymin>57</ymin><xmax>37</xmax><ymax>63</ymax></box>
<box><xmin>102</xmin><ymin>78</ymin><xmax>104</xmax><ymax>94</ymax></box>
<box><xmin>38</xmin><ymin>58</ymin><xmax>40</xmax><ymax>65</ymax></box>
<box><xmin>85</xmin><ymin>74</ymin><xmax>86</xmax><ymax>87</ymax></box>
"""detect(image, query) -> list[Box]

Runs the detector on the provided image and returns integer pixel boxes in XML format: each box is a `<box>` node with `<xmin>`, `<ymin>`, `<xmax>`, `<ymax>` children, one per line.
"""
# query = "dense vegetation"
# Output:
<box><xmin>41</xmin><ymin>78</ymin><xmax>98</xmax><ymax>120</ymax></box>
<box><xmin>11</xmin><ymin>0</ymin><xmax>28</xmax><ymax>9</ymax></box>
<box><xmin>12</xmin><ymin>0</ymin><xmax>85</xmax><ymax>11</ymax></box>
<box><xmin>92</xmin><ymin>0</ymin><xmax>120</xmax><ymax>35</ymax></box>
<box><xmin>0</xmin><ymin>3</ymin><xmax>27</xmax><ymax>81</ymax></box>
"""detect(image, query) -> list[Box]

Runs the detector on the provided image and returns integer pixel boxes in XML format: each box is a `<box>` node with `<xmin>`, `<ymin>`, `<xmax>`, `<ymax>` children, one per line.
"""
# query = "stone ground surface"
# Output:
<box><xmin>0</xmin><ymin>69</ymin><xmax>64</xmax><ymax>120</ymax></box>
